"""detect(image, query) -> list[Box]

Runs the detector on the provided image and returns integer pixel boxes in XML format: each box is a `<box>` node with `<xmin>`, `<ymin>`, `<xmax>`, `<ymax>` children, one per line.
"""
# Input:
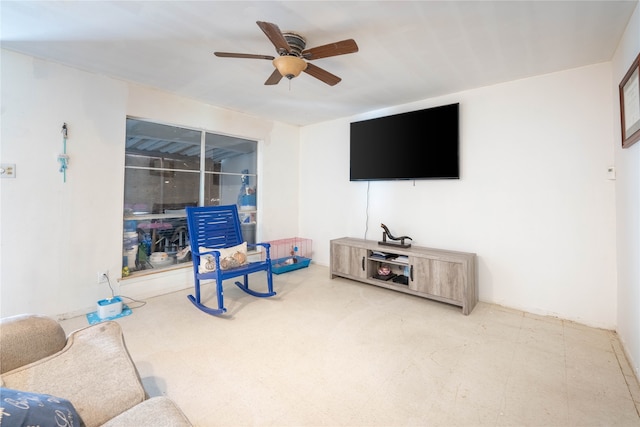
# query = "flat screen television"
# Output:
<box><xmin>350</xmin><ymin>103</ymin><xmax>459</xmax><ymax>181</ymax></box>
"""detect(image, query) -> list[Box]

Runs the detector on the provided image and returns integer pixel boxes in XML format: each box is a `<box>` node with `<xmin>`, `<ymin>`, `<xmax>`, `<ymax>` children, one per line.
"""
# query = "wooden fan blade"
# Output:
<box><xmin>302</xmin><ymin>39</ymin><xmax>358</xmax><ymax>60</ymax></box>
<box><xmin>256</xmin><ymin>21</ymin><xmax>291</xmax><ymax>55</ymax></box>
<box><xmin>265</xmin><ymin>68</ymin><xmax>283</xmax><ymax>85</ymax></box>
<box><xmin>214</xmin><ymin>52</ymin><xmax>275</xmax><ymax>60</ymax></box>
<box><xmin>303</xmin><ymin>63</ymin><xmax>341</xmax><ymax>86</ymax></box>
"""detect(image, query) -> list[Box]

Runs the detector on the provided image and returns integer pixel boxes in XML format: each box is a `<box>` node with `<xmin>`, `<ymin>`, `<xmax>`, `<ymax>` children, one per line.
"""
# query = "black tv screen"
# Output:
<box><xmin>350</xmin><ymin>103</ymin><xmax>459</xmax><ymax>181</ymax></box>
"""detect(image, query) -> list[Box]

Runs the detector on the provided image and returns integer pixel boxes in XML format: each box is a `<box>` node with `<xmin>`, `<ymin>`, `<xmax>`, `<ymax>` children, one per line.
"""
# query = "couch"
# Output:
<box><xmin>0</xmin><ymin>314</ymin><xmax>192</xmax><ymax>426</ymax></box>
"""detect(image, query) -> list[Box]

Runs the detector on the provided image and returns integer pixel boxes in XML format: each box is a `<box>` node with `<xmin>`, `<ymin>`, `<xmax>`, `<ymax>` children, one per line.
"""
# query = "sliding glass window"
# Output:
<box><xmin>122</xmin><ymin>118</ymin><xmax>257</xmax><ymax>277</ymax></box>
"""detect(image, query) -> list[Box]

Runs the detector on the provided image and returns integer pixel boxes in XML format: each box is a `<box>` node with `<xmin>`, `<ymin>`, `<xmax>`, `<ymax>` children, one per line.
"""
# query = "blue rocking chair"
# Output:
<box><xmin>185</xmin><ymin>205</ymin><xmax>276</xmax><ymax>315</ymax></box>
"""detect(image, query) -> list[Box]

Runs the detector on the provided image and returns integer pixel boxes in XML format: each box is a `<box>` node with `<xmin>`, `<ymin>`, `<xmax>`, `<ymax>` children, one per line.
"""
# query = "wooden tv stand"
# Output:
<box><xmin>330</xmin><ymin>237</ymin><xmax>477</xmax><ymax>315</ymax></box>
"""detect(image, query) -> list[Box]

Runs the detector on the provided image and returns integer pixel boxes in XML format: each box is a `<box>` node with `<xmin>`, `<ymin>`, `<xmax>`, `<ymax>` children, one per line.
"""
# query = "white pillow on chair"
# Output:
<box><xmin>198</xmin><ymin>242</ymin><xmax>248</xmax><ymax>273</ymax></box>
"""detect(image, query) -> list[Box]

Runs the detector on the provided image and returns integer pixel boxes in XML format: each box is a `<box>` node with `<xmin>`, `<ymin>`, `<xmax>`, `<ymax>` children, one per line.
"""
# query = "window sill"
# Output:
<box><xmin>121</xmin><ymin>249</ymin><xmax>262</xmax><ymax>281</ymax></box>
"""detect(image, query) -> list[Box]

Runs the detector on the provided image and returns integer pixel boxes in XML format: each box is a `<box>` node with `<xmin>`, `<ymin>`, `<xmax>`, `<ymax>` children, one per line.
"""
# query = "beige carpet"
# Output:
<box><xmin>61</xmin><ymin>264</ymin><xmax>640</xmax><ymax>426</ymax></box>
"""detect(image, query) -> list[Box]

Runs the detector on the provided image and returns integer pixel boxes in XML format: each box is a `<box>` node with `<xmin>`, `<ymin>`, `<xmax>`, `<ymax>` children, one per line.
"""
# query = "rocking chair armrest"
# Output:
<box><xmin>251</xmin><ymin>242</ymin><xmax>271</xmax><ymax>253</ymax></box>
<box><xmin>192</xmin><ymin>248</ymin><xmax>222</xmax><ymax>270</ymax></box>
<box><xmin>192</xmin><ymin>248</ymin><xmax>221</xmax><ymax>257</ymax></box>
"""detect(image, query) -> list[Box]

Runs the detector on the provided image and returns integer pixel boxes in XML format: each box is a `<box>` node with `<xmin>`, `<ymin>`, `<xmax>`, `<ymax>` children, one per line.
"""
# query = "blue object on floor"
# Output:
<box><xmin>272</xmin><ymin>256</ymin><xmax>311</xmax><ymax>274</ymax></box>
<box><xmin>86</xmin><ymin>305</ymin><xmax>132</xmax><ymax>325</ymax></box>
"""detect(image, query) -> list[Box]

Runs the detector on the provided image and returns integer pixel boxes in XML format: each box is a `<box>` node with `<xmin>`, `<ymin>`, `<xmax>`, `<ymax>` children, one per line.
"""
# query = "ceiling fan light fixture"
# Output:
<box><xmin>273</xmin><ymin>55</ymin><xmax>307</xmax><ymax>79</ymax></box>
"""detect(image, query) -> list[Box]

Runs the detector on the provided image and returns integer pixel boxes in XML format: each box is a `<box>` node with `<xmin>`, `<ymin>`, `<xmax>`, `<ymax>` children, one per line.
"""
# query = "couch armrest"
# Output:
<box><xmin>1</xmin><ymin>321</ymin><xmax>146</xmax><ymax>427</ymax></box>
<box><xmin>0</xmin><ymin>314</ymin><xmax>67</xmax><ymax>374</ymax></box>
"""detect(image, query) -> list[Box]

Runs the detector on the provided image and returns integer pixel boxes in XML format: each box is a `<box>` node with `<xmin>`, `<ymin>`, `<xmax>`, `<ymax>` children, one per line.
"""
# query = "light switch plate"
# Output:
<box><xmin>0</xmin><ymin>163</ymin><xmax>16</xmax><ymax>178</ymax></box>
<box><xmin>607</xmin><ymin>166</ymin><xmax>616</xmax><ymax>180</ymax></box>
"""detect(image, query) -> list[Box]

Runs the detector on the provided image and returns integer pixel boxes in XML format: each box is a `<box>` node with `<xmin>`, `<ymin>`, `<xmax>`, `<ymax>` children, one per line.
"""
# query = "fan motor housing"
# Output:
<box><xmin>282</xmin><ymin>32</ymin><xmax>306</xmax><ymax>56</ymax></box>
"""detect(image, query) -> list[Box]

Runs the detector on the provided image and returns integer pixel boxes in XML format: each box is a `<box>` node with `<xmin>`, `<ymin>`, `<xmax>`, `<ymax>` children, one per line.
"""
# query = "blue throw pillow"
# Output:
<box><xmin>0</xmin><ymin>387</ymin><xmax>84</xmax><ymax>427</ymax></box>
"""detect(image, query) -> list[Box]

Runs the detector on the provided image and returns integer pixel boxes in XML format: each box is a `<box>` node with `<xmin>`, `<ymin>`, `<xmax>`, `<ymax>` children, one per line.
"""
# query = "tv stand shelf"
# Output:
<box><xmin>330</xmin><ymin>237</ymin><xmax>477</xmax><ymax>315</ymax></box>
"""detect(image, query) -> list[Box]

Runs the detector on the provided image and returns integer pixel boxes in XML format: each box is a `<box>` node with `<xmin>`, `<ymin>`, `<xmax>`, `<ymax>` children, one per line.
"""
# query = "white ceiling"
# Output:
<box><xmin>1</xmin><ymin>1</ymin><xmax>637</xmax><ymax>127</ymax></box>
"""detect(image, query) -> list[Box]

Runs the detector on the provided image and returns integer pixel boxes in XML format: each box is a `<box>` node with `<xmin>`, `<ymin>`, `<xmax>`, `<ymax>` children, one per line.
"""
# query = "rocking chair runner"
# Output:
<box><xmin>185</xmin><ymin>205</ymin><xmax>276</xmax><ymax>315</ymax></box>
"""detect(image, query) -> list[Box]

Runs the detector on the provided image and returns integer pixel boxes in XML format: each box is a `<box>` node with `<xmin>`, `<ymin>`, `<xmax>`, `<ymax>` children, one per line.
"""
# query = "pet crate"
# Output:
<box><xmin>263</xmin><ymin>237</ymin><xmax>312</xmax><ymax>274</ymax></box>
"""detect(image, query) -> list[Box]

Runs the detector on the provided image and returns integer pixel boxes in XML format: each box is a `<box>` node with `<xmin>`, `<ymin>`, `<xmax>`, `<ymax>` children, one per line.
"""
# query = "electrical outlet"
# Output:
<box><xmin>0</xmin><ymin>163</ymin><xmax>16</xmax><ymax>178</ymax></box>
<box><xmin>97</xmin><ymin>271</ymin><xmax>109</xmax><ymax>284</ymax></box>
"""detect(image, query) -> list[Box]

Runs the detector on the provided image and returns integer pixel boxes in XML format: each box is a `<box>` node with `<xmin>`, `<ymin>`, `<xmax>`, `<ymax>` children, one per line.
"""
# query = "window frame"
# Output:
<box><xmin>122</xmin><ymin>117</ymin><xmax>259</xmax><ymax>278</ymax></box>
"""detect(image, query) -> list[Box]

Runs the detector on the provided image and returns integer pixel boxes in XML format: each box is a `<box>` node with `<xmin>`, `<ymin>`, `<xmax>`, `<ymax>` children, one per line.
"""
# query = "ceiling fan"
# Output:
<box><xmin>214</xmin><ymin>21</ymin><xmax>359</xmax><ymax>86</ymax></box>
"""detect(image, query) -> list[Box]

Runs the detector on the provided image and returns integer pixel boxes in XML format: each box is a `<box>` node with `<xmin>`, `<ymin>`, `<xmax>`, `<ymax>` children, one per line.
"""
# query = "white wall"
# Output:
<box><xmin>0</xmin><ymin>50</ymin><xmax>299</xmax><ymax>318</ymax></box>
<box><xmin>612</xmin><ymin>2</ymin><xmax>640</xmax><ymax>382</ymax></box>
<box><xmin>300</xmin><ymin>63</ymin><xmax>618</xmax><ymax>329</ymax></box>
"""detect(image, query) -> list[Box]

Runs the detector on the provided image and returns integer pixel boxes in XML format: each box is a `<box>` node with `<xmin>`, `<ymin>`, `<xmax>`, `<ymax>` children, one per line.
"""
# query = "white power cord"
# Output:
<box><xmin>102</xmin><ymin>272</ymin><xmax>147</xmax><ymax>309</ymax></box>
